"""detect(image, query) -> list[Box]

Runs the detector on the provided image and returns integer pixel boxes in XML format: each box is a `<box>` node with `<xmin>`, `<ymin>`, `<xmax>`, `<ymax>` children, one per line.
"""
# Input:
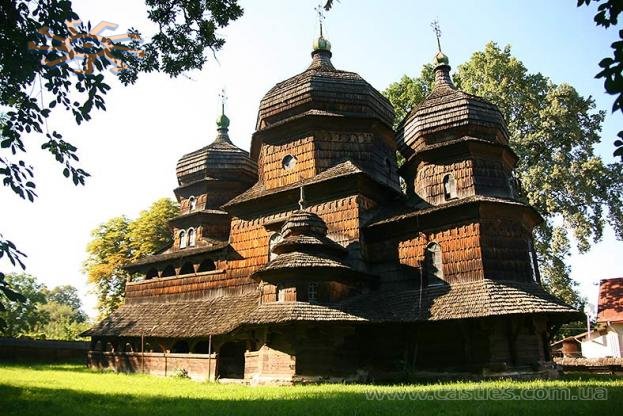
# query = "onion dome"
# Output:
<box><xmin>312</xmin><ymin>34</ymin><xmax>331</xmax><ymax>52</ymax></box>
<box><xmin>396</xmin><ymin>51</ymin><xmax>509</xmax><ymax>158</ymax></box>
<box><xmin>252</xmin><ymin>210</ymin><xmax>358</xmax><ymax>284</ymax></box>
<box><xmin>251</xmin><ymin>34</ymin><xmax>394</xmax><ymax>157</ymax></box>
<box><xmin>176</xmin><ymin>111</ymin><xmax>257</xmax><ymax>186</ymax></box>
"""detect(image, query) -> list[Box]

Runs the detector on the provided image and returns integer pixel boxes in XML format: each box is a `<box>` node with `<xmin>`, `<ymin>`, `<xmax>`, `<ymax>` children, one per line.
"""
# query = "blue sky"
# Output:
<box><xmin>3</xmin><ymin>0</ymin><xmax>621</xmax><ymax>316</ymax></box>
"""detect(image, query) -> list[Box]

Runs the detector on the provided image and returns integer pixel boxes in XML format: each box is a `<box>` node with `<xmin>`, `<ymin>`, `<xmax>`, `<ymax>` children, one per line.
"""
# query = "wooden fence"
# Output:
<box><xmin>0</xmin><ymin>337</ymin><xmax>89</xmax><ymax>362</ymax></box>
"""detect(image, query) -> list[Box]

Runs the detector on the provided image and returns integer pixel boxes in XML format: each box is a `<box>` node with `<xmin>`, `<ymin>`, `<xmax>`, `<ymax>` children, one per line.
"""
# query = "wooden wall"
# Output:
<box><xmin>227</xmin><ymin>195</ymin><xmax>366</xmax><ymax>281</ymax></box>
<box><xmin>413</xmin><ymin>156</ymin><xmax>513</xmax><ymax>206</ymax></box>
<box><xmin>258</xmin><ymin>136</ymin><xmax>316</xmax><ymax>190</ymax></box>
<box><xmin>479</xmin><ymin>218</ymin><xmax>535</xmax><ymax>282</ymax></box>
<box><xmin>414</xmin><ymin>159</ymin><xmax>476</xmax><ymax>205</ymax></box>
<box><xmin>397</xmin><ymin>222</ymin><xmax>484</xmax><ymax>285</ymax></box>
<box><xmin>257</xmin><ymin>131</ymin><xmax>398</xmax><ymax>192</ymax></box>
<box><xmin>125</xmin><ymin>269</ymin><xmax>254</xmax><ymax>303</ymax></box>
<box><xmin>88</xmin><ymin>351</ymin><xmax>218</xmax><ymax>381</ymax></box>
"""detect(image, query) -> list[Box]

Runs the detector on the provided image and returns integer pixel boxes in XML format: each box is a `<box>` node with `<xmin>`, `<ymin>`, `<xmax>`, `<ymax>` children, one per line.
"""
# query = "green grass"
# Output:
<box><xmin>0</xmin><ymin>363</ymin><xmax>621</xmax><ymax>415</ymax></box>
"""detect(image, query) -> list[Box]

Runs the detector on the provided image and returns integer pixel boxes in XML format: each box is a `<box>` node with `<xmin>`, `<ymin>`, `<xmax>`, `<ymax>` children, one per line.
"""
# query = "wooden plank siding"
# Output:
<box><xmin>227</xmin><ymin>195</ymin><xmax>367</xmax><ymax>280</ymax></box>
<box><xmin>397</xmin><ymin>222</ymin><xmax>484</xmax><ymax>285</ymax></box>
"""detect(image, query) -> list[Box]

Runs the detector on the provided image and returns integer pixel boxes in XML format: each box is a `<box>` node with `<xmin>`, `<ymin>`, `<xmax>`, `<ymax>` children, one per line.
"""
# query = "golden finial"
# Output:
<box><xmin>430</xmin><ymin>19</ymin><xmax>449</xmax><ymax>66</ymax></box>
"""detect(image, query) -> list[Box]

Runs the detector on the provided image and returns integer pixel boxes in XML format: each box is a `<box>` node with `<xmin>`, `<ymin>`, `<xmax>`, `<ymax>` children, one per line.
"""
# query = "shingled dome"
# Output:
<box><xmin>176</xmin><ymin>113</ymin><xmax>257</xmax><ymax>186</ymax></box>
<box><xmin>253</xmin><ymin>35</ymin><xmax>394</xmax><ymax>141</ymax></box>
<box><xmin>252</xmin><ymin>209</ymin><xmax>358</xmax><ymax>284</ymax></box>
<box><xmin>396</xmin><ymin>53</ymin><xmax>510</xmax><ymax>158</ymax></box>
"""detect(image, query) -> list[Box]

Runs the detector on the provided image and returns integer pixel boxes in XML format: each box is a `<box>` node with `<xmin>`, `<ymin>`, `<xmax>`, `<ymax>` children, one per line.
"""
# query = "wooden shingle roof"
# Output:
<box><xmin>125</xmin><ymin>242</ymin><xmax>229</xmax><ymax>270</ymax></box>
<box><xmin>83</xmin><ymin>293</ymin><xmax>259</xmax><ymax>338</ymax></box>
<box><xmin>343</xmin><ymin>279</ymin><xmax>581</xmax><ymax>322</ymax></box>
<box><xmin>251</xmin><ymin>48</ymin><xmax>394</xmax><ymax>160</ymax></box>
<box><xmin>255</xmin><ymin>49</ymin><xmax>394</xmax><ymax>131</ymax></box>
<box><xmin>397</xmin><ymin>63</ymin><xmax>509</xmax><ymax>157</ymax></box>
<box><xmin>176</xmin><ymin>128</ymin><xmax>256</xmax><ymax>186</ymax></box>
<box><xmin>223</xmin><ymin>160</ymin><xmax>396</xmax><ymax>208</ymax></box>
<box><xmin>252</xmin><ymin>210</ymin><xmax>364</xmax><ymax>283</ymax></box>
<box><xmin>84</xmin><ymin>279</ymin><xmax>579</xmax><ymax>338</ymax></box>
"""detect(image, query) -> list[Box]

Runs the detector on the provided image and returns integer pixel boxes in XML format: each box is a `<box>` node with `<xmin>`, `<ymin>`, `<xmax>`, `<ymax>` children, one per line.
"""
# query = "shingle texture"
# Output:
<box><xmin>397</xmin><ymin>64</ymin><xmax>509</xmax><ymax>156</ymax></box>
<box><xmin>84</xmin><ymin>294</ymin><xmax>259</xmax><ymax>338</ymax></box>
<box><xmin>84</xmin><ymin>279</ymin><xmax>579</xmax><ymax>337</ymax></box>
<box><xmin>344</xmin><ymin>279</ymin><xmax>580</xmax><ymax>322</ymax></box>
<box><xmin>255</xmin><ymin>50</ymin><xmax>394</xmax><ymax>133</ymax></box>
<box><xmin>223</xmin><ymin>160</ymin><xmax>366</xmax><ymax>207</ymax></box>
<box><xmin>125</xmin><ymin>242</ymin><xmax>228</xmax><ymax>269</ymax></box>
<box><xmin>176</xmin><ymin>130</ymin><xmax>257</xmax><ymax>185</ymax></box>
<box><xmin>252</xmin><ymin>210</ymin><xmax>357</xmax><ymax>282</ymax></box>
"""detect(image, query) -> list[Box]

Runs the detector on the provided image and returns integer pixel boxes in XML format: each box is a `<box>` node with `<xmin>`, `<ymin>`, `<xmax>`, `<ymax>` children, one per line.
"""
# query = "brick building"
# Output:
<box><xmin>85</xmin><ymin>34</ymin><xmax>580</xmax><ymax>383</ymax></box>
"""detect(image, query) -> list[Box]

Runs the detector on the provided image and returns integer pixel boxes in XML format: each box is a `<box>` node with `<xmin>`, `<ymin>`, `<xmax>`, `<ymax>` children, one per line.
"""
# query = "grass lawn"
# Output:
<box><xmin>0</xmin><ymin>363</ymin><xmax>621</xmax><ymax>415</ymax></box>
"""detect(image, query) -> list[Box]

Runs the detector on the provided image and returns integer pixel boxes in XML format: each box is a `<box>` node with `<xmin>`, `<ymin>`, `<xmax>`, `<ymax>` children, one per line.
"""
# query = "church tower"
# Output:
<box><xmin>395</xmin><ymin>49</ymin><xmax>541</xmax><ymax>285</ymax></box>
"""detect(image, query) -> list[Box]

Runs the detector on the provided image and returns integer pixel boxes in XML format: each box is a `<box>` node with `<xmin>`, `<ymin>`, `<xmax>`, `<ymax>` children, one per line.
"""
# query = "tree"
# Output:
<box><xmin>384</xmin><ymin>43</ymin><xmax>623</xmax><ymax>308</ymax></box>
<box><xmin>32</xmin><ymin>301</ymin><xmax>90</xmax><ymax>340</ymax></box>
<box><xmin>84</xmin><ymin>198</ymin><xmax>179</xmax><ymax>317</ymax></box>
<box><xmin>0</xmin><ymin>273</ymin><xmax>87</xmax><ymax>339</ymax></box>
<box><xmin>0</xmin><ymin>0</ymin><xmax>243</xmax><ymax>306</ymax></box>
<box><xmin>127</xmin><ymin>198</ymin><xmax>181</xmax><ymax>258</ymax></box>
<box><xmin>577</xmin><ymin>0</ymin><xmax>623</xmax><ymax>160</ymax></box>
<box><xmin>0</xmin><ymin>273</ymin><xmax>46</xmax><ymax>337</ymax></box>
<box><xmin>83</xmin><ymin>216</ymin><xmax>131</xmax><ymax>318</ymax></box>
<box><xmin>44</xmin><ymin>284</ymin><xmax>87</xmax><ymax>323</ymax></box>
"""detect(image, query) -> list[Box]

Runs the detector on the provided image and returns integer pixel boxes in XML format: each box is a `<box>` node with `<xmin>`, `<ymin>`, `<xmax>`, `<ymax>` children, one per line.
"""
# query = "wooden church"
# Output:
<box><xmin>85</xmin><ymin>29</ymin><xmax>580</xmax><ymax>383</ymax></box>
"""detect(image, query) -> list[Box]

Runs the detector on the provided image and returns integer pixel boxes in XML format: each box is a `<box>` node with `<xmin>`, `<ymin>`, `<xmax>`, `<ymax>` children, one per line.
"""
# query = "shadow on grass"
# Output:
<box><xmin>0</xmin><ymin>381</ymin><xmax>621</xmax><ymax>416</ymax></box>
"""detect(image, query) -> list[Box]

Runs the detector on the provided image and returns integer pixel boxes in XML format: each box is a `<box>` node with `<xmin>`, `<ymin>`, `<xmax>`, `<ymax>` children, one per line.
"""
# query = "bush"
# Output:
<box><xmin>173</xmin><ymin>368</ymin><xmax>189</xmax><ymax>379</ymax></box>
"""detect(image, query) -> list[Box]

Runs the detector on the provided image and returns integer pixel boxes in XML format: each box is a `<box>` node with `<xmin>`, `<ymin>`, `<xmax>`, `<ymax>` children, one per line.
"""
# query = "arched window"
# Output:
<box><xmin>268</xmin><ymin>233</ymin><xmax>283</xmax><ymax>261</ymax></box>
<box><xmin>425</xmin><ymin>242</ymin><xmax>444</xmax><ymax>285</ymax></box>
<box><xmin>188</xmin><ymin>228</ymin><xmax>196</xmax><ymax>247</ymax></box>
<box><xmin>179</xmin><ymin>262</ymin><xmax>194</xmax><ymax>275</ymax></box>
<box><xmin>308</xmin><ymin>282</ymin><xmax>319</xmax><ymax>302</ymax></box>
<box><xmin>179</xmin><ymin>230</ymin><xmax>187</xmax><ymax>249</ymax></box>
<box><xmin>443</xmin><ymin>174</ymin><xmax>457</xmax><ymax>200</ymax></box>
<box><xmin>188</xmin><ymin>196</ymin><xmax>197</xmax><ymax>212</ymax></box>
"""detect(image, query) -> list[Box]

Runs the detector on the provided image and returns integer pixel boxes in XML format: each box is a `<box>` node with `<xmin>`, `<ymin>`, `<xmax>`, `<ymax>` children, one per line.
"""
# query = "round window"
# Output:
<box><xmin>282</xmin><ymin>154</ymin><xmax>297</xmax><ymax>170</ymax></box>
